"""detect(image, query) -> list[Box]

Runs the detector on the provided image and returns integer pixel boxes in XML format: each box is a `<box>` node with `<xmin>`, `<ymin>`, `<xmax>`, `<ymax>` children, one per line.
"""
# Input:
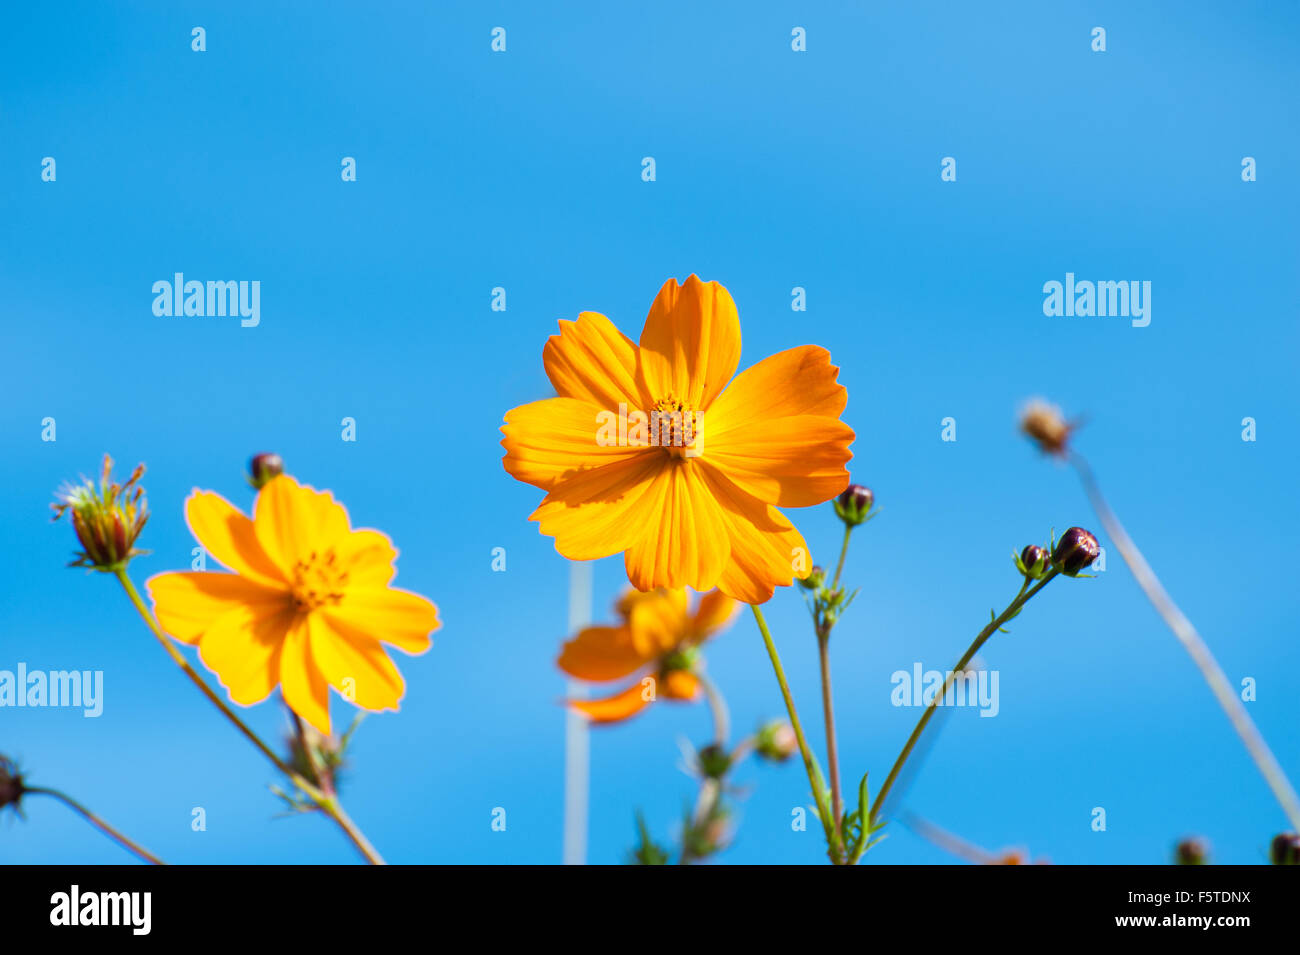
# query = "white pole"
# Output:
<box><xmin>562</xmin><ymin>560</ymin><xmax>592</xmax><ymax>865</ymax></box>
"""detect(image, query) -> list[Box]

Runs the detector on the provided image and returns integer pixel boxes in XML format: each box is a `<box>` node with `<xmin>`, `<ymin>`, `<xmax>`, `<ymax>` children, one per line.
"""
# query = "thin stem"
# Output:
<box><xmin>831</xmin><ymin>526</ymin><xmax>852</xmax><ymax>591</ymax></box>
<box><xmin>751</xmin><ymin>604</ymin><xmax>840</xmax><ymax>861</ymax></box>
<box><xmin>869</xmin><ymin>571</ymin><xmax>1059</xmax><ymax>825</ymax></box>
<box><xmin>114</xmin><ymin>569</ymin><xmax>386</xmax><ymax>864</ymax></box>
<box><xmin>1072</xmin><ymin>453</ymin><xmax>1300</xmax><ymax>831</ymax></box>
<box><xmin>817</xmin><ymin>633</ymin><xmax>844</xmax><ymax>846</ymax></box>
<box><xmin>27</xmin><ymin>786</ymin><xmax>165</xmax><ymax>865</ymax></box>
<box><xmin>696</xmin><ymin>671</ymin><xmax>730</xmax><ymax>746</ymax></box>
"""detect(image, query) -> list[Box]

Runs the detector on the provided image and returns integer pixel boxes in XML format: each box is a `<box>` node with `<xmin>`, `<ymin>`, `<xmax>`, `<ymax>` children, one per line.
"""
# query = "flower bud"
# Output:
<box><xmin>1052</xmin><ymin>527</ymin><xmax>1100</xmax><ymax>576</ymax></box>
<box><xmin>51</xmin><ymin>455</ymin><xmax>149</xmax><ymax>572</ymax></box>
<box><xmin>696</xmin><ymin>743</ymin><xmax>732</xmax><ymax>780</ymax></box>
<box><xmin>1175</xmin><ymin>837</ymin><xmax>1209</xmax><ymax>866</ymax></box>
<box><xmin>1271</xmin><ymin>832</ymin><xmax>1300</xmax><ymax>866</ymax></box>
<box><xmin>833</xmin><ymin>484</ymin><xmax>874</xmax><ymax>527</ymax></box>
<box><xmin>1018</xmin><ymin>544</ymin><xmax>1050</xmax><ymax>580</ymax></box>
<box><xmin>1019</xmin><ymin>399</ymin><xmax>1073</xmax><ymax>456</ymax></box>
<box><xmin>0</xmin><ymin>756</ymin><xmax>25</xmax><ymax>813</ymax></box>
<box><xmin>754</xmin><ymin>719</ymin><xmax>798</xmax><ymax>762</ymax></box>
<box><xmin>797</xmin><ymin>566</ymin><xmax>826</xmax><ymax>592</ymax></box>
<box><xmin>249</xmin><ymin>453</ymin><xmax>284</xmax><ymax>490</ymax></box>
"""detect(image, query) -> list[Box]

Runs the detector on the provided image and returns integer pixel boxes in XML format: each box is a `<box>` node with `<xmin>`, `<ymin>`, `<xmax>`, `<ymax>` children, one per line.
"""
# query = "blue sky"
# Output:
<box><xmin>2</xmin><ymin>1</ymin><xmax>1297</xmax><ymax>864</ymax></box>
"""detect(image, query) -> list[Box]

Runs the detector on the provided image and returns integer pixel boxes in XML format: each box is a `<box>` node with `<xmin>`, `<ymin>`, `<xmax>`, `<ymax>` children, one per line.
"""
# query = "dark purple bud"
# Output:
<box><xmin>1052</xmin><ymin>527</ymin><xmax>1100</xmax><ymax>576</ymax></box>
<box><xmin>249</xmin><ymin>453</ymin><xmax>284</xmax><ymax>490</ymax></box>
<box><xmin>1019</xmin><ymin>545</ymin><xmax>1050</xmax><ymax>579</ymax></box>
<box><xmin>834</xmin><ymin>484</ymin><xmax>874</xmax><ymax>527</ymax></box>
<box><xmin>1175</xmin><ymin>837</ymin><xmax>1209</xmax><ymax>866</ymax></box>
<box><xmin>1271</xmin><ymin>832</ymin><xmax>1300</xmax><ymax>866</ymax></box>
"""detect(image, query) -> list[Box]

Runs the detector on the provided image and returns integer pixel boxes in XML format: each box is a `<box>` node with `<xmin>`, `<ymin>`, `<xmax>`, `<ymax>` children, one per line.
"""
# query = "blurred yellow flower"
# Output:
<box><xmin>558</xmin><ymin>588</ymin><xmax>736</xmax><ymax>724</ymax></box>
<box><xmin>147</xmin><ymin>475</ymin><xmax>439</xmax><ymax>733</ymax></box>
<box><xmin>502</xmin><ymin>275</ymin><xmax>854</xmax><ymax>603</ymax></box>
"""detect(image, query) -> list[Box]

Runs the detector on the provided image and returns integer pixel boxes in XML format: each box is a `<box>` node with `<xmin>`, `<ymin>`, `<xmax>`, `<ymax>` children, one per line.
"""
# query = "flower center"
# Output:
<box><xmin>289</xmin><ymin>549</ymin><xmax>350</xmax><ymax>612</ymax></box>
<box><xmin>650</xmin><ymin>395</ymin><xmax>701</xmax><ymax>458</ymax></box>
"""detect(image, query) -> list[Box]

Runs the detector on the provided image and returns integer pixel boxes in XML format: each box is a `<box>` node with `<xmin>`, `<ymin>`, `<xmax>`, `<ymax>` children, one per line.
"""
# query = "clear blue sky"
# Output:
<box><xmin>2</xmin><ymin>1</ymin><xmax>1297</xmax><ymax>864</ymax></box>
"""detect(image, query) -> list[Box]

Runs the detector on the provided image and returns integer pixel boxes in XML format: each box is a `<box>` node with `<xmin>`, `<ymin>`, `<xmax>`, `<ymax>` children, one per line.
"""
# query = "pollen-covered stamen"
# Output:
<box><xmin>289</xmin><ymin>548</ymin><xmax>350</xmax><ymax>612</ymax></box>
<box><xmin>650</xmin><ymin>395</ymin><xmax>701</xmax><ymax>457</ymax></box>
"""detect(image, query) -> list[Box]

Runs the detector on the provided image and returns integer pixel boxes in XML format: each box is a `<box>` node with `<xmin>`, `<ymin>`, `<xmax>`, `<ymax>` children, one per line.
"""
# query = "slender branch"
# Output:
<box><xmin>114</xmin><ymin>569</ymin><xmax>386</xmax><ymax>864</ymax></box>
<box><xmin>1072</xmin><ymin>453</ymin><xmax>1300</xmax><ymax>831</ymax></box>
<box><xmin>870</xmin><ymin>571</ymin><xmax>1059</xmax><ymax>825</ymax></box>
<box><xmin>751</xmin><ymin>604</ymin><xmax>840</xmax><ymax>860</ymax></box>
<box><xmin>817</xmin><ymin>633</ymin><xmax>844</xmax><ymax>847</ymax></box>
<box><xmin>26</xmin><ymin>786</ymin><xmax>165</xmax><ymax>865</ymax></box>
<box><xmin>831</xmin><ymin>526</ymin><xmax>852</xmax><ymax>591</ymax></box>
<box><xmin>696</xmin><ymin>671</ymin><xmax>730</xmax><ymax>746</ymax></box>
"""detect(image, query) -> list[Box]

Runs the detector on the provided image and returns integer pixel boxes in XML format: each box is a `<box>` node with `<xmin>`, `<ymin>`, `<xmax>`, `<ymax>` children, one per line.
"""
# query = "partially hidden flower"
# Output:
<box><xmin>558</xmin><ymin>587</ymin><xmax>737</xmax><ymax>724</ymax></box>
<box><xmin>502</xmin><ymin>275</ymin><xmax>855</xmax><ymax>603</ymax></box>
<box><xmin>146</xmin><ymin>475</ymin><xmax>440</xmax><ymax>734</ymax></box>
<box><xmin>51</xmin><ymin>455</ymin><xmax>149</xmax><ymax>572</ymax></box>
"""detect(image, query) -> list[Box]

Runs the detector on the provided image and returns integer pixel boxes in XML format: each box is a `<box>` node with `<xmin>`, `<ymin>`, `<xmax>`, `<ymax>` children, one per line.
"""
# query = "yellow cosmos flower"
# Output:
<box><xmin>558</xmin><ymin>588</ymin><xmax>737</xmax><ymax>724</ymax></box>
<box><xmin>146</xmin><ymin>475</ymin><xmax>440</xmax><ymax>734</ymax></box>
<box><xmin>502</xmin><ymin>275</ymin><xmax>854</xmax><ymax>603</ymax></box>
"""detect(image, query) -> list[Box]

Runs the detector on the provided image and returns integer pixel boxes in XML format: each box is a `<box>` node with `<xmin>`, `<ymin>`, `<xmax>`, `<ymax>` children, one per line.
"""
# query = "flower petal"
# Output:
<box><xmin>197</xmin><ymin>603</ymin><xmax>295</xmax><ymax>705</ymax></box>
<box><xmin>690</xmin><ymin>590</ymin><xmax>738</xmax><ymax>640</ymax></box>
<box><xmin>661</xmin><ymin>669</ymin><xmax>700</xmax><ymax>701</ymax></box>
<box><xmin>185</xmin><ymin>491</ymin><xmax>286</xmax><ymax>586</ymax></box>
<box><xmin>147</xmin><ymin>571</ymin><xmax>287</xmax><ymax>645</ymax></box>
<box><xmin>253</xmin><ymin>475</ymin><xmax>352</xmax><ymax>573</ymax></box>
<box><xmin>335</xmin><ymin>529</ymin><xmax>399</xmax><ymax>588</ymax></box>
<box><xmin>704</xmin><ymin>345</ymin><xmax>854</xmax><ymax>506</ymax></box>
<box><xmin>569</xmin><ymin>680</ymin><xmax>654</xmax><ymax>724</ymax></box>
<box><xmin>502</xmin><ymin>396</ymin><xmax>650</xmax><ymax>492</ymax></box>
<box><xmin>704</xmin><ymin>414</ymin><xmax>854</xmax><ymax>507</ymax></box>
<box><xmin>324</xmin><ymin>586</ymin><xmax>440</xmax><ymax>654</ymax></box>
<box><xmin>622</xmin><ymin>588</ymin><xmax>690</xmax><ymax>657</ymax></box>
<box><xmin>557</xmin><ymin>625</ymin><xmax>651</xmax><ymax>682</ymax></box>
<box><xmin>544</xmin><ymin>311</ymin><xmax>649</xmax><ymax>410</ymax></box>
<box><xmin>622</xmin><ymin>462</ymin><xmax>729</xmax><ymax>592</ymax></box>
<box><xmin>637</xmin><ymin>276</ymin><xmax>742</xmax><ymax>410</ymax></box>
<box><xmin>530</xmin><ymin>453</ymin><xmax>666</xmax><ymax>560</ymax></box>
<box><xmin>280</xmin><ymin>614</ymin><xmax>332</xmax><ymax>734</ymax></box>
<box><xmin>310</xmin><ymin>615</ymin><xmax>405</xmax><ymax>712</ymax></box>
<box><xmin>698</xmin><ymin>466</ymin><xmax>811</xmax><ymax>604</ymax></box>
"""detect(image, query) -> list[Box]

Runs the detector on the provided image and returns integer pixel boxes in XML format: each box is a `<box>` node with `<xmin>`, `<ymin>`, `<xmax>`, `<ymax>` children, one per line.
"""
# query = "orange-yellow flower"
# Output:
<box><xmin>146</xmin><ymin>475</ymin><xmax>440</xmax><ymax>734</ymax></box>
<box><xmin>502</xmin><ymin>275</ymin><xmax>854</xmax><ymax>603</ymax></box>
<box><xmin>558</xmin><ymin>588</ymin><xmax>737</xmax><ymax>724</ymax></box>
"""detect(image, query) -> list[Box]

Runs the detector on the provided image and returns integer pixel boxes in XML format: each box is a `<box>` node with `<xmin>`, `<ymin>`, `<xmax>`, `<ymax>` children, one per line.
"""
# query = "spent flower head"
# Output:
<box><xmin>0</xmin><ymin>755</ymin><xmax>26</xmax><ymax>815</ymax></box>
<box><xmin>1019</xmin><ymin>399</ymin><xmax>1074</xmax><ymax>457</ymax></box>
<box><xmin>51</xmin><ymin>455</ymin><xmax>149</xmax><ymax>572</ymax></box>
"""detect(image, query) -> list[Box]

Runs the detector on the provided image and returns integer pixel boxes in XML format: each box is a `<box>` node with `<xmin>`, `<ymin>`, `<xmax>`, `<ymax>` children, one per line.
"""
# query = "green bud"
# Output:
<box><xmin>833</xmin><ymin>484</ymin><xmax>874</xmax><ymax>527</ymax></box>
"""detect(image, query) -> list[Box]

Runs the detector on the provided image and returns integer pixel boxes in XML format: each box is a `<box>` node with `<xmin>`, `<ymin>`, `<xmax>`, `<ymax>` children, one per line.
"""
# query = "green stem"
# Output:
<box><xmin>114</xmin><ymin>569</ymin><xmax>386</xmax><ymax>864</ymax></box>
<box><xmin>817</xmin><ymin>632</ymin><xmax>844</xmax><ymax>849</ymax></box>
<box><xmin>751</xmin><ymin>604</ymin><xmax>840</xmax><ymax>861</ymax></box>
<box><xmin>1073</xmin><ymin>454</ymin><xmax>1300</xmax><ymax>832</ymax></box>
<box><xmin>831</xmin><ymin>525</ymin><xmax>853</xmax><ymax>591</ymax></box>
<box><xmin>869</xmin><ymin>571</ymin><xmax>1059</xmax><ymax>825</ymax></box>
<box><xmin>27</xmin><ymin>786</ymin><xmax>165</xmax><ymax>865</ymax></box>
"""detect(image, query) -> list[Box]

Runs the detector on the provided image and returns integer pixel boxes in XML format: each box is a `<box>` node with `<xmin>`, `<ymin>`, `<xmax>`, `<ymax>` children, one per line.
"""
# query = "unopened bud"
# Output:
<box><xmin>1052</xmin><ymin>527</ymin><xmax>1100</xmax><ymax>576</ymax></box>
<box><xmin>1271</xmin><ymin>832</ymin><xmax>1300</xmax><ymax>866</ymax></box>
<box><xmin>696</xmin><ymin>743</ymin><xmax>732</xmax><ymax>780</ymax></box>
<box><xmin>833</xmin><ymin>484</ymin><xmax>874</xmax><ymax>527</ymax></box>
<box><xmin>755</xmin><ymin>720</ymin><xmax>798</xmax><ymax>762</ymax></box>
<box><xmin>249</xmin><ymin>453</ymin><xmax>284</xmax><ymax>490</ymax></box>
<box><xmin>1175</xmin><ymin>837</ymin><xmax>1209</xmax><ymax>866</ymax></box>
<box><xmin>797</xmin><ymin>566</ymin><xmax>826</xmax><ymax>592</ymax></box>
<box><xmin>1018</xmin><ymin>544</ymin><xmax>1050</xmax><ymax>580</ymax></box>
